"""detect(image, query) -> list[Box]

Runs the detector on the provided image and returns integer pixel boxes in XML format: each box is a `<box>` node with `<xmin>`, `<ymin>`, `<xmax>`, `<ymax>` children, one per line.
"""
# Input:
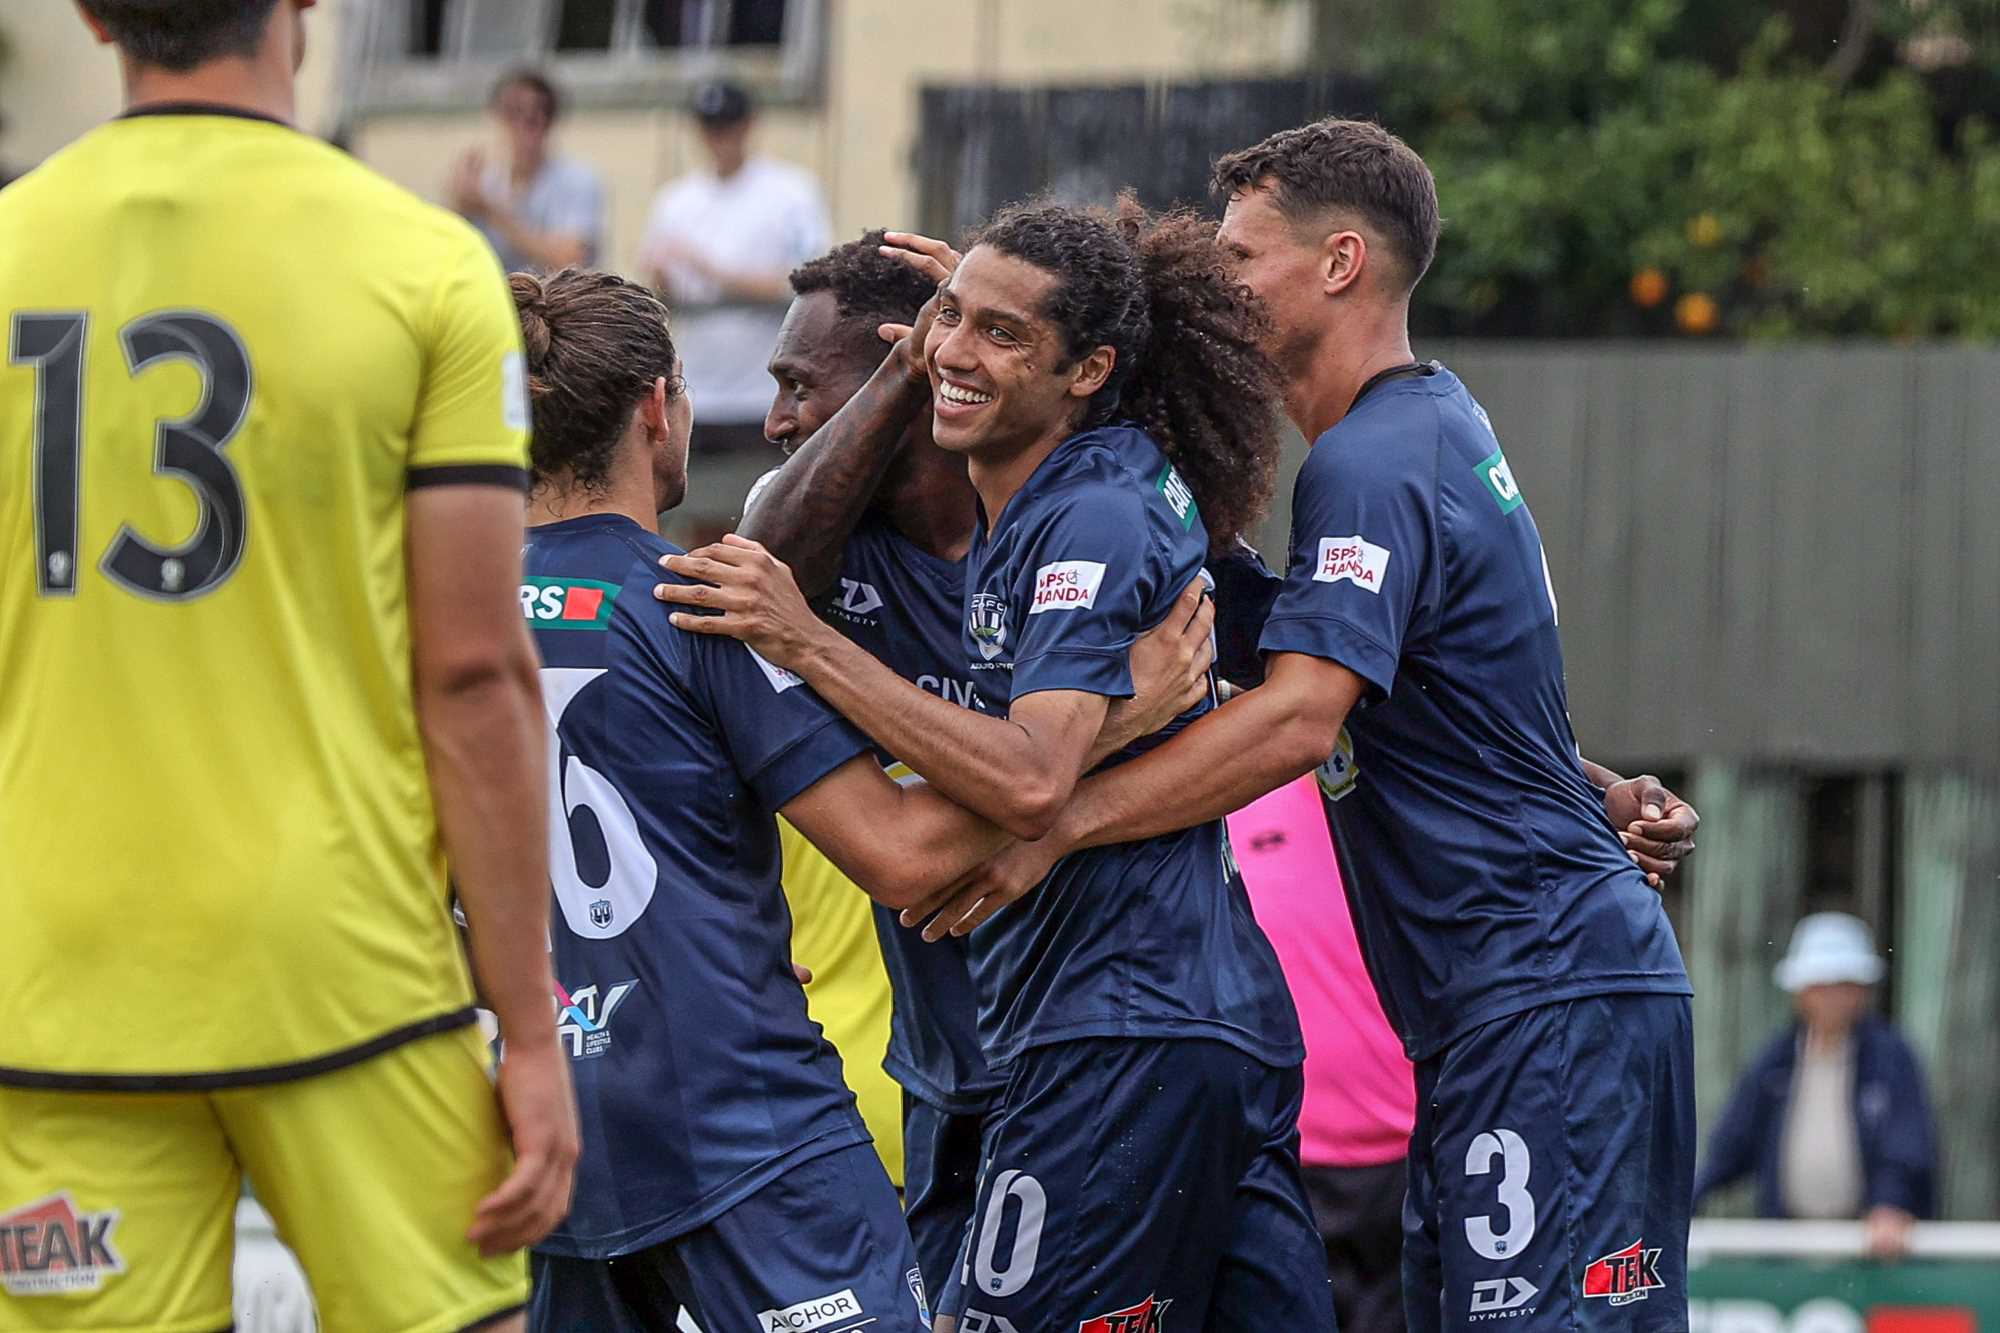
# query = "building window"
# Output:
<box><xmin>349</xmin><ymin>0</ymin><xmax>823</xmax><ymax>114</ymax></box>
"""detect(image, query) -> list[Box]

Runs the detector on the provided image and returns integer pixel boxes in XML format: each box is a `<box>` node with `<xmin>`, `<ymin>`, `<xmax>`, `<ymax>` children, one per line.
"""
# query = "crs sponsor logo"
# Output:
<box><xmin>1080</xmin><ymin>1294</ymin><xmax>1171</xmax><ymax>1333</ymax></box>
<box><xmin>1030</xmin><ymin>560</ymin><xmax>1107</xmax><ymax>614</ymax></box>
<box><xmin>960</xmin><ymin>1312</ymin><xmax>1021</xmax><ymax>1333</ymax></box>
<box><xmin>555</xmin><ymin>978</ymin><xmax>637</xmax><ymax>1059</ymax></box>
<box><xmin>521</xmin><ymin>577</ymin><xmax>621</xmax><ymax>629</ymax></box>
<box><xmin>827</xmin><ymin>578</ymin><xmax>885</xmax><ymax>623</ymax></box>
<box><xmin>1469</xmin><ymin>1277</ymin><xmax>1539</xmax><ymax>1321</ymax></box>
<box><xmin>970</xmin><ymin>592</ymin><xmax>1009</xmax><ymax>662</ymax></box>
<box><xmin>1312</xmin><ymin>535</ymin><xmax>1390</xmax><ymax>593</ymax></box>
<box><xmin>758</xmin><ymin>1287</ymin><xmax>864</xmax><ymax>1333</ymax></box>
<box><xmin>0</xmin><ymin>1193</ymin><xmax>125</xmax><ymax>1297</ymax></box>
<box><xmin>1583</xmin><ymin>1238</ymin><xmax>1665</xmax><ymax>1307</ymax></box>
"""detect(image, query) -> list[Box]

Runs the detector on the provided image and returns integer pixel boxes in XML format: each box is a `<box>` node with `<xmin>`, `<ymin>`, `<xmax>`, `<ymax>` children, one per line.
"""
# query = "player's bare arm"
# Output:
<box><xmin>658</xmin><ymin>536</ymin><xmax>1211</xmax><ymax>839</ymax></box>
<box><xmin>780</xmin><ymin>758</ymin><xmax>1014</xmax><ymax>908</ymax></box>
<box><xmin>738</xmin><ymin>314</ymin><xmax>935</xmax><ymax>598</ymax></box>
<box><xmin>409</xmin><ymin>483</ymin><xmax>580</xmax><ymax>1255</ymax></box>
<box><xmin>906</xmin><ymin>651</ymin><xmax>1365</xmax><ymax>937</ymax></box>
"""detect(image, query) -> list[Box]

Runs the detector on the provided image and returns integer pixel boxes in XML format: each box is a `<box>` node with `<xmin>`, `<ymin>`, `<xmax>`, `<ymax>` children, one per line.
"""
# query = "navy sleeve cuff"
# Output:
<box><xmin>747</xmin><ymin>715</ymin><xmax>875</xmax><ymax>811</ymax></box>
<box><xmin>1010</xmin><ymin>647</ymin><xmax>1133</xmax><ymax>701</ymax></box>
<box><xmin>1258</xmin><ymin>613</ymin><xmax>1399</xmax><ymax>699</ymax></box>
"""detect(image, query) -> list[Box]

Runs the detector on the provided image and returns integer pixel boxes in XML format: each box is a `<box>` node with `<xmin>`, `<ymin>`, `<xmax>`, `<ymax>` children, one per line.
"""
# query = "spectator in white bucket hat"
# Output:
<box><xmin>1696</xmin><ymin>912</ymin><xmax>1938</xmax><ymax>1257</ymax></box>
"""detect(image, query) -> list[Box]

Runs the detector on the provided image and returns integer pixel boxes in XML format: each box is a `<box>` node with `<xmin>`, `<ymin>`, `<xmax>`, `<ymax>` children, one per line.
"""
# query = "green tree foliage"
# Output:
<box><xmin>1334</xmin><ymin>0</ymin><xmax>2000</xmax><ymax>337</ymax></box>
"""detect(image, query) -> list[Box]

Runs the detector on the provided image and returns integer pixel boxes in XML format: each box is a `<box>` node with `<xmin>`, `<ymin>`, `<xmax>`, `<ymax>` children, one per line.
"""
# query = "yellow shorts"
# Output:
<box><xmin>0</xmin><ymin>1025</ymin><xmax>527</xmax><ymax>1333</ymax></box>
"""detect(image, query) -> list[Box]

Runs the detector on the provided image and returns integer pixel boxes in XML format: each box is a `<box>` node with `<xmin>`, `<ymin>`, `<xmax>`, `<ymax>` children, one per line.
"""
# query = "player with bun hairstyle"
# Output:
<box><xmin>657</xmin><ymin>200</ymin><xmax>1332</xmax><ymax>1330</ymax></box>
<box><xmin>512</xmin><ymin>267</ymin><xmax>1065</xmax><ymax>1333</ymax></box>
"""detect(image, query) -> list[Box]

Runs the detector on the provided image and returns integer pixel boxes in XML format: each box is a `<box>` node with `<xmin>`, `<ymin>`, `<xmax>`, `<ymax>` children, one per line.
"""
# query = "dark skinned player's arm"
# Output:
<box><xmin>1053</xmin><ymin>651</ymin><xmax>1368</xmax><ymax>851</ymax></box>
<box><xmin>737</xmin><ymin>354</ymin><xmax>931</xmax><ymax>600</ymax></box>
<box><xmin>781</xmin><ymin>756</ymin><xmax>1015</xmax><ymax>908</ymax></box>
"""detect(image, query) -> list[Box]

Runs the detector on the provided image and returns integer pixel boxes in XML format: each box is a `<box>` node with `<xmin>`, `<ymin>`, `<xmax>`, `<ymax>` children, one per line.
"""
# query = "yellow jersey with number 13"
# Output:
<box><xmin>0</xmin><ymin>107</ymin><xmax>530</xmax><ymax>1088</ymax></box>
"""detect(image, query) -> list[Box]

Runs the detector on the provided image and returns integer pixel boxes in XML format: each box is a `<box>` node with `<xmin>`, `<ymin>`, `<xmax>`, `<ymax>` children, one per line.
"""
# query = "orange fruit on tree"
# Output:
<box><xmin>1630</xmin><ymin>267</ymin><xmax>1670</xmax><ymax>308</ymax></box>
<box><xmin>1675</xmin><ymin>292</ymin><xmax>1720</xmax><ymax>334</ymax></box>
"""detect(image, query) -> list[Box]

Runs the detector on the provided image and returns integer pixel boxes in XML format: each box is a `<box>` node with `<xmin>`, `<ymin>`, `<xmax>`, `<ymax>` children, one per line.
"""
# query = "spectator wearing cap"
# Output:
<box><xmin>450</xmin><ymin>67</ymin><xmax>605</xmax><ymax>274</ymax></box>
<box><xmin>640</xmin><ymin>81</ymin><xmax>832</xmax><ymax>453</ymax></box>
<box><xmin>1695</xmin><ymin>912</ymin><xmax>1939</xmax><ymax>1257</ymax></box>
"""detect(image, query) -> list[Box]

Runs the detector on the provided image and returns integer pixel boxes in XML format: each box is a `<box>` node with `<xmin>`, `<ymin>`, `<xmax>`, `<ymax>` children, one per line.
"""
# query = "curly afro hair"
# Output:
<box><xmin>788</xmin><ymin>229</ymin><xmax>941</xmax><ymax>362</ymax></box>
<box><xmin>512</xmin><ymin>268</ymin><xmax>680</xmax><ymax>492</ymax></box>
<box><xmin>973</xmin><ymin>196</ymin><xmax>1284</xmax><ymax>552</ymax></box>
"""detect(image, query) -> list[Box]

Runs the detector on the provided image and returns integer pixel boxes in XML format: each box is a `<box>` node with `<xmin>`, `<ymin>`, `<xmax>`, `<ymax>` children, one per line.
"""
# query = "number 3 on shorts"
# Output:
<box><xmin>1464</xmin><ymin>1129</ymin><xmax>1536</xmax><ymax>1260</ymax></box>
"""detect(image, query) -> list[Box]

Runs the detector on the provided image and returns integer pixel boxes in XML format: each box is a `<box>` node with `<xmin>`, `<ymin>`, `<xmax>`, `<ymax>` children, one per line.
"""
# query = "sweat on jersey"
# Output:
<box><xmin>1257</xmin><ymin>366</ymin><xmax>1691</xmax><ymax>1062</ymax></box>
<box><xmin>821</xmin><ymin>517</ymin><xmax>1004</xmax><ymax>1116</ymax></box>
<box><xmin>523</xmin><ymin>513</ymin><xmax>877</xmax><ymax>1258</ymax></box>
<box><xmin>960</xmin><ymin>423</ymin><xmax>1304</xmax><ymax>1068</ymax></box>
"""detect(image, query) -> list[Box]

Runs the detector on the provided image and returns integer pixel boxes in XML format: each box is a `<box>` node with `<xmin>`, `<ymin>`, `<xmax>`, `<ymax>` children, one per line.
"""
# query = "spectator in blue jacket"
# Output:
<box><xmin>1694</xmin><ymin>912</ymin><xmax>1938</xmax><ymax>1257</ymax></box>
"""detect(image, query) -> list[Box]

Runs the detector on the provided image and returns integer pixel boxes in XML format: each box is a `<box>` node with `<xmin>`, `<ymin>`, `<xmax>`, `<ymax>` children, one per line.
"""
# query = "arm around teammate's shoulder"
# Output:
<box><xmin>780</xmin><ymin>758</ymin><xmax>1015</xmax><ymax>910</ymax></box>
<box><xmin>1062</xmin><ymin>651</ymin><xmax>1364</xmax><ymax>851</ymax></box>
<box><xmin>408</xmin><ymin>483</ymin><xmax>579</xmax><ymax>1254</ymax></box>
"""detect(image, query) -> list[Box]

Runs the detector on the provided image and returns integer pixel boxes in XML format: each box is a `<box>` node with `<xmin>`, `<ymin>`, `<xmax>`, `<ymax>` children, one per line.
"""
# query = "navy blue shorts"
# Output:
<box><xmin>1403</xmin><ymin>993</ymin><xmax>1695</xmax><ymax>1333</ymax></box>
<box><xmin>902</xmin><ymin>1091</ymin><xmax>989</xmax><ymax>1306</ymax></box>
<box><xmin>942</xmin><ymin>1036</ymin><xmax>1334</xmax><ymax>1332</ymax></box>
<box><xmin>529</xmin><ymin>1143</ymin><xmax>931</xmax><ymax>1333</ymax></box>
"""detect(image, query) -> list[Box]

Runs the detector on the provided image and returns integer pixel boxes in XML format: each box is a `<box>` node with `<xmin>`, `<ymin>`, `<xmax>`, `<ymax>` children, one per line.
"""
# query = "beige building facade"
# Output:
<box><xmin>4</xmin><ymin>0</ymin><xmax>1307</xmax><ymax>267</ymax></box>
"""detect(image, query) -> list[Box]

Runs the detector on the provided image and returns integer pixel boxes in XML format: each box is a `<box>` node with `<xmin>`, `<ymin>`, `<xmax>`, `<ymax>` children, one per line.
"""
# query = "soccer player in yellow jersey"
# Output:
<box><xmin>0</xmin><ymin>3</ymin><xmax>579</xmax><ymax>1331</ymax></box>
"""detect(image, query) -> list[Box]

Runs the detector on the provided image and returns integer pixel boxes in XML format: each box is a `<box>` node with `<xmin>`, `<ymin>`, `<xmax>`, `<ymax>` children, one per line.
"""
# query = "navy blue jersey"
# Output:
<box><xmin>960</xmin><ymin>423</ymin><xmax>1303</xmax><ymax>1067</ymax></box>
<box><xmin>821</xmin><ymin>516</ymin><xmax>1003</xmax><ymax>1114</ymax></box>
<box><xmin>523</xmin><ymin>513</ymin><xmax>876</xmax><ymax>1258</ymax></box>
<box><xmin>1257</xmin><ymin>367</ymin><xmax>1690</xmax><ymax>1061</ymax></box>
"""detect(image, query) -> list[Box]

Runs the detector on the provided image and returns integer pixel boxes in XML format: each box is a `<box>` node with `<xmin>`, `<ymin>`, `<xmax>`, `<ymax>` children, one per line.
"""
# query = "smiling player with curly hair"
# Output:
<box><xmin>656</xmin><ymin>197</ymin><xmax>1332</xmax><ymax>1330</ymax></box>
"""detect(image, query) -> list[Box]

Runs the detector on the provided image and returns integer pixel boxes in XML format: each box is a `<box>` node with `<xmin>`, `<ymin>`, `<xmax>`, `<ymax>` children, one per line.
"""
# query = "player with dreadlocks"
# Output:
<box><xmin>656</xmin><ymin>198</ymin><xmax>1336</xmax><ymax>1329</ymax></box>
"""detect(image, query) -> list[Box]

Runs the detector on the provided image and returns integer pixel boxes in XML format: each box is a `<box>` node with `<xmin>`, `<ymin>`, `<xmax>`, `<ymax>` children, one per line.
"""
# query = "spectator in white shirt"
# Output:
<box><xmin>451</xmin><ymin>67</ymin><xmax>605</xmax><ymax>274</ymax></box>
<box><xmin>641</xmin><ymin>81</ymin><xmax>832</xmax><ymax>452</ymax></box>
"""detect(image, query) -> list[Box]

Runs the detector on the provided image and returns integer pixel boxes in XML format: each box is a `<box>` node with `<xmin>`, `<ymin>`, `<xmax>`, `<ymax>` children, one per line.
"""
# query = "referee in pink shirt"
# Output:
<box><xmin>1229</xmin><ymin>775</ymin><xmax>1417</xmax><ymax>1333</ymax></box>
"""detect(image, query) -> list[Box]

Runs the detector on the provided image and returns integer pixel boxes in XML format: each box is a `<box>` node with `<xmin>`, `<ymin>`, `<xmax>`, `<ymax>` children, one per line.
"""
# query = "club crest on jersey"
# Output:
<box><xmin>589</xmin><ymin>898</ymin><xmax>613</xmax><ymax>929</ymax></box>
<box><xmin>1312</xmin><ymin>535</ymin><xmax>1390</xmax><ymax>592</ymax></box>
<box><xmin>521</xmin><ymin>577</ymin><xmax>619</xmax><ymax>630</ymax></box>
<box><xmin>1582</xmin><ymin>1239</ymin><xmax>1664</xmax><ymax>1306</ymax></box>
<box><xmin>0</xmin><ymin>1194</ymin><xmax>125</xmax><ymax>1297</ymax></box>
<box><xmin>1079</xmin><ymin>1294</ymin><xmax>1170</xmax><ymax>1333</ymax></box>
<box><xmin>907</xmin><ymin>1266</ymin><xmax>933</xmax><ymax>1329</ymax></box>
<box><xmin>1030</xmin><ymin>560</ymin><xmax>1106</xmax><ymax>614</ymax></box>
<box><xmin>1316</xmin><ymin>727</ymin><xmax>1359</xmax><ymax>802</ymax></box>
<box><xmin>970</xmin><ymin>592</ymin><xmax>1009</xmax><ymax>661</ymax></box>
<box><xmin>554</xmin><ymin>979</ymin><xmax>638</xmax><ymax>1060</ymax></box>
<box><xmin>1477</xmin><ymin>447</ymin><xmax>1525</xmax><ymax>515</ymax></box>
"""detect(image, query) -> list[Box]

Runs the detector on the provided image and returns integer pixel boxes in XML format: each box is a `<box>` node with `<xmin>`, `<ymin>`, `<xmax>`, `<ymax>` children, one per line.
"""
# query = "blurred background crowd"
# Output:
<box><xmin>5</xmin><ymin>2</ymin><xmax>1995</xmax><ymax>1327</ymax></box>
